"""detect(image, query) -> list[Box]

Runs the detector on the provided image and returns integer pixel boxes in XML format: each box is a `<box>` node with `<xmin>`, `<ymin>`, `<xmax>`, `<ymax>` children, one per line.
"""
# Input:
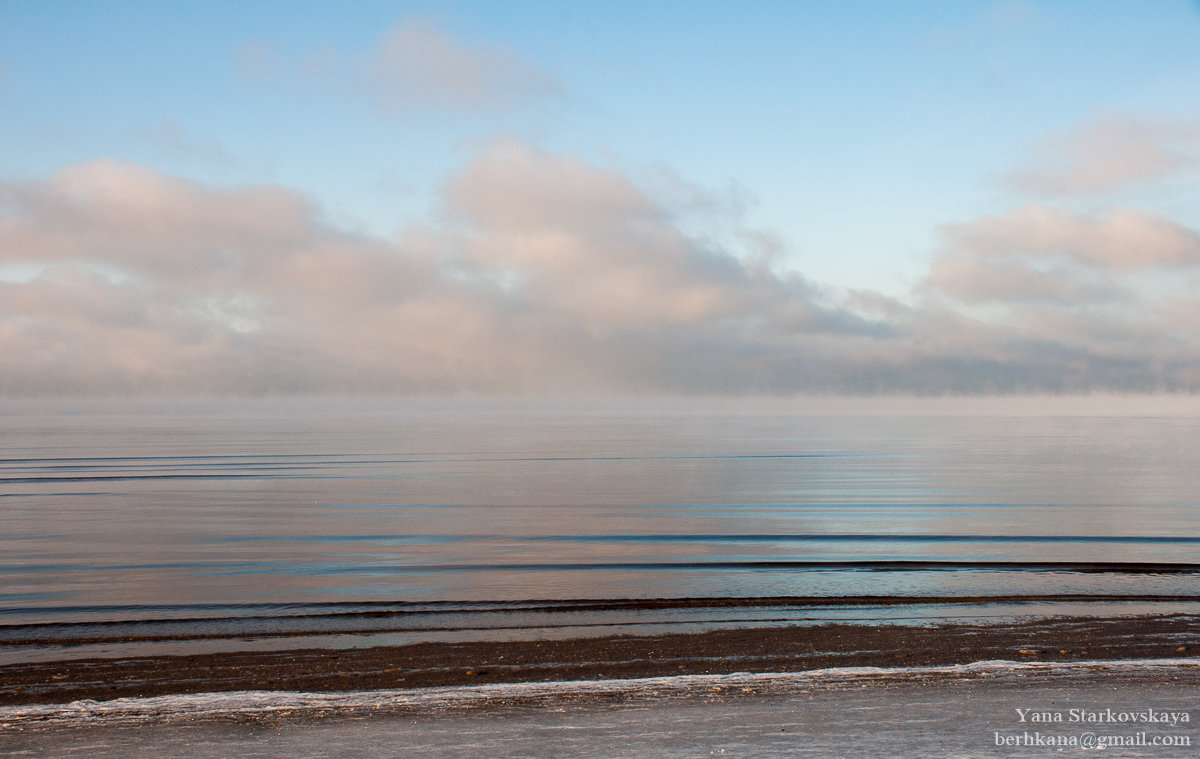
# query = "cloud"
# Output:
<box><xmin>924</xmin><ymin>202</ymin><xmax>1200</xmax><ymax>350</ymax></box>
<box><xmin>4</xmin><ymin>141</ymin><xmax>1200</xmax><ymax>396</ymax></box>
<box><xmin>1003</xmin><ymin>115</ymin><xmax>1199</xmax><ymax>195</ymax></box>
<box><xmin>939</xmin><ymin>204</ymin><xmax>1200</xmax><ymax>271</ymax></box>
<box><xmin>0</xmin><ymin>145</ymin><xmax>893</xmax><ymax>395</ymax></box>
<box><xmin>444</xmin><ymin>139</ymin><xmax>749</xmax><ymax>330</ymax></box>
<box><xmin>132</xmin><ymin>121</ymin><xmax>238</xmax><ymax>166</ymax></box>
<box><xmin>0</xmin><ymin>160</ymin><xmax>459</xmax><ymax>393</ymax></box>
<box><xmin>370</xmin><ymin>19</ymin><xmax>560</xmax><ymax>113</ymax></box>
<box><xmin>237</xmin><ymin>19</ymin><xmax>561</xmax><ymax>115</ymax></box>
<box><xmin>0</xmin><ymin>160</ymin><xmax>319</xmax><ymax>276</ymax></box>
<box><xmin>926</xmin><ymin>254</ymin><xmax>1118</xmax><ymax>304</ymax></box>
<box><xmin>914</xmin><ymin>111</ymin><xmax>1200</xmax><ymax>389</ymax></box>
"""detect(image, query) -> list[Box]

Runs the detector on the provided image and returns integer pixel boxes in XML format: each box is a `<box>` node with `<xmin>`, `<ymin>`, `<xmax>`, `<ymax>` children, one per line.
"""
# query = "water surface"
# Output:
<box><xmin>3</xmin><ymin>397</ymin><xmax>1199</xmax><ymax>661</ymax></box>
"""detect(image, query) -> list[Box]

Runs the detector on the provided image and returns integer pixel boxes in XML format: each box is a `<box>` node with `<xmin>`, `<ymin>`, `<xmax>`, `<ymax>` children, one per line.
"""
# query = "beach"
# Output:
<box><xmin>3</xmin><ymin>613</ymin><xmax>1196</xmax><ymax>706</ymax></box>
<box><xmin>3</xmin><ymin>653</ymin><xmax>1198</xmax><ymax>758</ymax></box>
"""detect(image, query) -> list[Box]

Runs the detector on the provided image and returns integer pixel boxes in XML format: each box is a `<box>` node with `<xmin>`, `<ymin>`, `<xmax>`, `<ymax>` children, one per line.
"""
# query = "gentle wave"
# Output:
<box><xmin>8</xmin><ymin>592</ymin><xmax>1200</xmax><ymax>618</ymax></box>
<box><xmin>212</xmin><ymin>533</ymin><xmax>1200</xmax><ymax>544</ymax></box>
<box><xmin>5</xmin><ymin>594</ymin><xmax>1197</xmax><ymax>650</ymax></box>
<box><xmin>245</xmin><ymin>560</ymin><xmax>1200</xmax><ymax>573</ymax></box>
<box><xmin>4</xmin><ymin>560</ymin><xmax>1197</xmax><ymax>580</ymax></box>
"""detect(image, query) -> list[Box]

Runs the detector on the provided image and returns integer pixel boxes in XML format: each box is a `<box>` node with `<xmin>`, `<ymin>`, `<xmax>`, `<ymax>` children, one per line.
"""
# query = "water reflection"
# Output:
<box><xmin>2</xmin><ymin>398</ymin><xmax>1199</xmax><ymax>626</ymax></box>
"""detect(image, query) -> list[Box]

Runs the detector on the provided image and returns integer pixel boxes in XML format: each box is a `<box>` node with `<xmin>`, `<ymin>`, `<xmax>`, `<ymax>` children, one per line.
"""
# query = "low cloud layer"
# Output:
<box><xmin>3</xmin><ymin>136</ymin><xmax>1200</xmax><ymax>395</ymax></box>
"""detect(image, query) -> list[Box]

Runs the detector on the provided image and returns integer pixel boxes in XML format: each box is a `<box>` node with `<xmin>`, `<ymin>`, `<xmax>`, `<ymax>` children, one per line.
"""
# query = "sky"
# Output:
<box><xmin>1</xmin><ymin>0</ymin><xmax>1199</xmax><ymax>395</ymax></box>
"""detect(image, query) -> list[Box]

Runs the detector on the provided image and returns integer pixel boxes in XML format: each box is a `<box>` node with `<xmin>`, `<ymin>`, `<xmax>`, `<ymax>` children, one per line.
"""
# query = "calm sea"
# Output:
<box><xmin>3</xmin><ymin>397</ymin><xmax>1200</xmax><ymax>662</ymax></box>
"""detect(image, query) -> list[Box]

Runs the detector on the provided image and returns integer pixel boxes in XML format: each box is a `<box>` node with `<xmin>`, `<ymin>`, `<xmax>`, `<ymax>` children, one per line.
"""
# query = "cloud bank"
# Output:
<box><xmin>2</xmin><ymin>135</ymin><xmax>1200</xmax><ymax>395</ymax></box>
<box><xmin>914</xmin><ymin>113</ymin><xmax>1200</xmax><ymax>393</ymax></box>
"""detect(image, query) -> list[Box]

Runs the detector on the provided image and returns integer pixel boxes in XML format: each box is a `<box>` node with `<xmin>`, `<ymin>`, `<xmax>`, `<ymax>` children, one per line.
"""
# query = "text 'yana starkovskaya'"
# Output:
<box><xmin>1015</xmin><ymin>708</ymin><xmax>1190</xmax><ymax>727</ymax></box>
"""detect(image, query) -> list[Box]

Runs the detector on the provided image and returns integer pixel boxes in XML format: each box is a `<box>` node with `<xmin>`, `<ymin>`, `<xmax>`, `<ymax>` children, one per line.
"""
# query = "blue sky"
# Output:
<box><xmin>2</xmin><ymin>1</ymin><xmax>1199</xmax><ymax>394</ymax></box>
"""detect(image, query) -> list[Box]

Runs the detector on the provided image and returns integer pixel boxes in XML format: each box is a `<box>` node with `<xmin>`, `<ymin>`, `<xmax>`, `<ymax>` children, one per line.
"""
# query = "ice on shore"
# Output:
<box><xmin>3</xmin><ymin>658</ymin><xmax>1198</xmax><ymax>758</ymax></box>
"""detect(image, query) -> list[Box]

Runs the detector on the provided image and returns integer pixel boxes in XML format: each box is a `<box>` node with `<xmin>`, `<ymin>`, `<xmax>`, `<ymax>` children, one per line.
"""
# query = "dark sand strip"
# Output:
<box><xmin>2</xmin><ymin>614</ymin><xmax>1196</xmax><ymax>707</ymax></box>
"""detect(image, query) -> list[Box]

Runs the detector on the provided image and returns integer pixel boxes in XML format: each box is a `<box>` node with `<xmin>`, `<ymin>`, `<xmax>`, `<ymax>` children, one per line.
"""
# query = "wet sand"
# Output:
<box><xmin>3</xmin><ymin>614</ymin><xmax>1196</xmax><ymax>707</ymax></box>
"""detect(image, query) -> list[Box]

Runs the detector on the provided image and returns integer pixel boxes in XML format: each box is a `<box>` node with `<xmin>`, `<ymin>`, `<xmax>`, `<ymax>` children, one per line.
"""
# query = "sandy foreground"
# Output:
<box><xmin>2</xmin><ymin>660</ymin><xmax>1199</xmax><ymax>758</ymax></box>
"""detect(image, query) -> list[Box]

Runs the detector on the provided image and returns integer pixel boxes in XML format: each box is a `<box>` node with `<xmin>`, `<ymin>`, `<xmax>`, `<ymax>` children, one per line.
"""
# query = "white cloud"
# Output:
<box><xmin>4</xmin><ymin>141</ymin><xmax>1200</xmax><ymax>395</ymax></box>
<box><xmin>0</xmin><ymin>160</ymin><xmax>318</xmax><ymax>279</ymax></box>
<box><xmin>913</xmin><ymin>112</ymin><xmax>1200</xmax><ymax>390</ymax></box>
<box><xmin>369</xmin><ymin>18</ymin><xmax>560</xmax><ymax>113</ymax></box>
<box><xmin>1003</xmin><ymin>115</ymin><xmax>1198</xmax><ymax>196</ymax></box>
<box><xmin>926</xmin><ymin>254</ymin><xmax>1118</xmax><ymax>304</ymax></box>
<box><xmin>445</xmin><ymin>140</ymin><xmax>749</xmax><ymax>331</ymax></box>
<box><xmin>939</xmin><ymin>204</ymin><xmax>1200</xmax><ymax>271</ymax></box>
<box><xmin>0</xmin><ymin>145</ymin><xmax>893</xmax><ymax>395</ymax></box>
<box><xmin>236</xmin><ymin>18</ymin><xmax>560</xmax><ymax>115</ymax></box>
<box><xmin>132</xmin><ymin>121</ymin><xmax>237</xmax><ymax>167</ymax></box>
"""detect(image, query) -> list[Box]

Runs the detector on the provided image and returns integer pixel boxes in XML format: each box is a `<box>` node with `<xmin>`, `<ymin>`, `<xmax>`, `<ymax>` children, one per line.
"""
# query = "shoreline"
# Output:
<box><xmin>6</xmin><ymin>660</ymin><xmax>1200</xmax><ymax>730</ymax></box>
<box><xmin>3</xmin><ymin>613</ymin><xmax>1196</xmax><ymax>707</ymax></box>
